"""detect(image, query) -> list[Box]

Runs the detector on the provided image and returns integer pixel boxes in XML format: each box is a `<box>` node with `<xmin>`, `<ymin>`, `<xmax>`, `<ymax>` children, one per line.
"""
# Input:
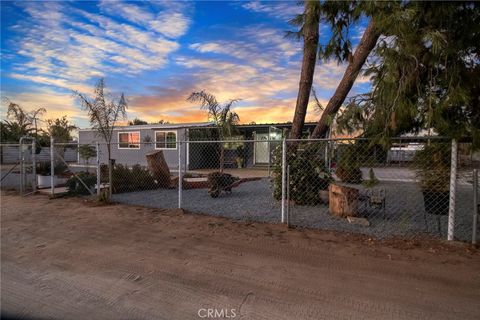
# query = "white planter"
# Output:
<box><xmin>37</xmin><ymin>175</ymin><xmax>68</xmax><ymax>188</ymax></box>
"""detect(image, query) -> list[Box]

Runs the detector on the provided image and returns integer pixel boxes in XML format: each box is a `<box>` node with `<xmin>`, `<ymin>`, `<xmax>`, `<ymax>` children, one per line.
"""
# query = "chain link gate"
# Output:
<box><xmin>19</xmin><ymin>136</ymin><xmax>36</xmax><ymax>196</ymax></box>
<box><xmin>49</xmin><ymin>139</ymin><xmax>97</xmax><ymax>197</ymax></box>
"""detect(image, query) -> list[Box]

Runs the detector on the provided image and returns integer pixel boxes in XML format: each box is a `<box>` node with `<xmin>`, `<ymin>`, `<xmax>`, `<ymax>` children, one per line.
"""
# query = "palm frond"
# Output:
<box><xmin>187</xmin><ymin>90</ymin><xmax>240</xmax><ymax>139</ymax></box>
<box><xmin>311</xmin><ymin>87</ymin><xmax>324</xmax><ymax>114</ymax></box>
<box><xmin>73</xmin><ymin>78</ymin><xmax>127</xmax><ymax>146</ymax></box>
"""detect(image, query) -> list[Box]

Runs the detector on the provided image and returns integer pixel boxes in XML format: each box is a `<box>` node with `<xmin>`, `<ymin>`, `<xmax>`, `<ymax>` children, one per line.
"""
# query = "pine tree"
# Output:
<box><xmin>336</xmin><ymin>2</ymin><xmax>480</xmax><ymax>147</ymax></box>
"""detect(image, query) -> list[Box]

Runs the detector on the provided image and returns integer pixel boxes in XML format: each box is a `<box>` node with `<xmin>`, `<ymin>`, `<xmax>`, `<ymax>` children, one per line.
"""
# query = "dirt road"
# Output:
<box><xmin>1</xmin><ymin>193</ymin><xmax>479</xmax><ymax>319</ymax></box>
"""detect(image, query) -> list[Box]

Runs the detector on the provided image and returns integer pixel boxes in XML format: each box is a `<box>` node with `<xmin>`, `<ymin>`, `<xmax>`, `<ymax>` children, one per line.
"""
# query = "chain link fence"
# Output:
<box><xmin>283</xmin><ymin>138</ymin><xmax>475</xmax><ymax>241</ymax></box>
<box><xmin>1</xmin><ymin>143</ymin><xmax>22</xmax><ymax>190</ymax></box>
<box><xmin>1</xmin><ymin>136</ymin><xmax>478</xmax><ymax>243</ymax></box>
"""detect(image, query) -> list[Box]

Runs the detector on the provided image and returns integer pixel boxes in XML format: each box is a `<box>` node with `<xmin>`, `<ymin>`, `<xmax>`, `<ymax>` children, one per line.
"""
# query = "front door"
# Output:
<box><xmin>254</xmin><ymin>133</ymin><xmax>269</xmax><ymax>164</ymax></box>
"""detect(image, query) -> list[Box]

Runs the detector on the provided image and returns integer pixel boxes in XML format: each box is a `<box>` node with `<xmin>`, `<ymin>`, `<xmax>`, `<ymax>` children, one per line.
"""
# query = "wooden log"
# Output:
<box><xmin>329</xmin><ymin>183</ymin><xmax>359</xmax><ymax>218</ymax></box>
<box><xmin>145</xmin><ymin>150</ymin><xmax>172</xmax><ymax>188</ymax></box>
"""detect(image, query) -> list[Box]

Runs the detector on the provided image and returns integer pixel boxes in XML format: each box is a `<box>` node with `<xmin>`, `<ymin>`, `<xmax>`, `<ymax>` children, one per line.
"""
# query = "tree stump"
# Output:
<box><xmin>329</xmin><ymin>183</ymin><xmax>359</xmax><ymax>218</ymax></box>
<box><xmin>146</xmin><ymin>150</ymin><xmax>172</xmax><ymax>188</ymax></box>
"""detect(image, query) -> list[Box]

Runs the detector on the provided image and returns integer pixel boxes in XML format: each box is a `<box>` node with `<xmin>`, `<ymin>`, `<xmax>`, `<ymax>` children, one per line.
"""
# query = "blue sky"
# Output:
<box><xmin>1</xmin><ymin>0</ymin><xmax>370</xmax><ymax>128</ymax></box>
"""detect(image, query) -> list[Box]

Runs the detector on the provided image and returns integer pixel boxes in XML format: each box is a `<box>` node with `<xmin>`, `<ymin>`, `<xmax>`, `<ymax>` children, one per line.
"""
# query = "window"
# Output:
<box><xmin>155</xmin><ymin>131</ymin><xmax>177</xmax><ymax>149</ymax></box>
<box><xmin>118</xmin><ymin>132</ymin><xmax>140</xmax><ymax>149</ymax></box>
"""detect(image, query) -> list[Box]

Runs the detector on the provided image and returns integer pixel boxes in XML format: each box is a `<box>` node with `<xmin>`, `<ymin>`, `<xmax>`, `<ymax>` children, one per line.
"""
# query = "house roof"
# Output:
<box><xmin>236</xmin><ymin>122</ymin><xmax>318</xmax><ymax>128</ymax></box>
<box><xmin>78</xmin><ymin>121</ymin><xmax>320</xmax><ymax>131</ymax></box>
<box><xmin>78</xmin><ymin>121</ymin><xmax>214</xmax><ymax>131</ymax></box>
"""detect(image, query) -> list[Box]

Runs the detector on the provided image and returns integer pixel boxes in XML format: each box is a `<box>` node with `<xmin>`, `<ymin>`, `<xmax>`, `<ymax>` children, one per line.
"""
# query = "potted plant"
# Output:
<box><xmin>413</xmin><ymin>143</ymin><xmax>451</xmax><ymax>216</ymax></box>
<box><xmin>36</xmin><ymin>161</ymin><xmax>69</xmax><ymax>188</ymax></box>
<box><xmin>235</xmin><ymin>145</ymin><xmax>246</xmax><ymax>168</ymax></box>
<box><xmin>36</xmin><ymin>162</ymin><xmax>52</xmax><ymax>188</ymax></box>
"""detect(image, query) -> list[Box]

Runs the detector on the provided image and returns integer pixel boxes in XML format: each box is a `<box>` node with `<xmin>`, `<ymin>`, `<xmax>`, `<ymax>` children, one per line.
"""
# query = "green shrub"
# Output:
<box><xmin>335</xmin><ymin>144</ymin><xmax>363</xmax><ymax>184</ymax></box>
<box><xmin>66</xmin><ymin>172</ymin><xmax>96</xmax><ymax>195</ymax></box>
<box><xmin>272</xmin><ymin>143</ymin><xmax>333</xmax><ymax>205</ymax></box>
<box><xmin>112</xmin><ymin>164</ymin><xmax>158</xmax><ymax>193</ymax></box>
<box><xmin>413</xmin><ymin>143</ymin><xmax>450</xmax><ymax>192</ymax></box>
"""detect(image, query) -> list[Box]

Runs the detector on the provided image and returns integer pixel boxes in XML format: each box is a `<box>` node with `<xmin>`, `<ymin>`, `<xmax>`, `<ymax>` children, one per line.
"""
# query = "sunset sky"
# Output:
<box><xmin>0</xmin><ymin>1</ymin><xmax>371</xmax><ymax>129</ymax></box>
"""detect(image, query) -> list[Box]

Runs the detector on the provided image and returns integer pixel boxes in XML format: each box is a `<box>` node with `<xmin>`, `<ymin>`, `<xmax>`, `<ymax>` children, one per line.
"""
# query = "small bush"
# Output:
<box><xmin>335</xmin><ymin>144</ymin><xmax>363</xmax><ymax>184</ymax></box>
<box><xmin>272</xmin><ymin>143</ymin><xmax>333</xmax><ymax>205</ymax></box>
<box><xmin>66</xmin><ymin>172</ymin><xmax>97</xmax><ymax>195</ymax></box>
<box><xmin>207</xmin><ymin>172</ymin><xmax>238</xmax><ymax>198</ymax></box>
<box><xmin>112</xmin><ymin>164</ymin><xmax>158</xmax><ymax>193</ymax></box>
<box><xmin>363</xmin><ymin>168</ymin><xmax>379</xmax><ymax>187</ymax></box>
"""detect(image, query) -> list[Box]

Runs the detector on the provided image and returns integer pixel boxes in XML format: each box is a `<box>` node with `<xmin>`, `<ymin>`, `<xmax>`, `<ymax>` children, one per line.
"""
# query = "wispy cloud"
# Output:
<box><xmin>181</xmin><ymin>22</ymin><xmax>370</xmax><ymax>123</ymax></box>
<box><xmin>0</xmin><ymin>87</ymin><xmax>86</xmax><ymax>126</ymax></box>
<box><xmin>1</xmin><ymin>1</ymin><xmax>372</xmax><ymax>126</ymax></box>
<box><xmin>7</xmin><ymin>1</ymin><xmax>190</xmax><ymax>94</ymax></box>
<box><xmin>239</xmin><ymin>1</ymin><xmax>302</xmax><ymax>21</ymax></box>
<box><xmin>98</xmin><ymin>0</ymin><xmax>192</xmax><ymax>39</ymax></box>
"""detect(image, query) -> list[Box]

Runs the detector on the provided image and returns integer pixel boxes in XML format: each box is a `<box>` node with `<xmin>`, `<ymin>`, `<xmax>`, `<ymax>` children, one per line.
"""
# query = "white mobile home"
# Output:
<box><xmin>78</xmin><ymin>122</ymin><xmax>212</xmax><ymax>170</ymax></box>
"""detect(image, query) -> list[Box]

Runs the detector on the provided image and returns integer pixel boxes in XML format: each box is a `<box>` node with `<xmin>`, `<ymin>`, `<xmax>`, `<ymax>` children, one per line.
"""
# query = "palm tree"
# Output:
<box><xmin>6</xmin><ymin>102</ymin><xmax>32</xmax><ymax>129</ymax></box>
<box><xmin>5</xmin><ymin>102</ymin><xmax>46</xmax><ymax>138</ymax></box>
<box><xmin>74</xmin><ymin>78</ymin><xmax>127</xmax><ymax>198</ymax></box>
<box><xmin>0</xmin><ymin>120</ymin><xmax>34</xmax><ymax>142</ymax></box>
<box><xmin>29</xmin><ymin>107</ymin><xmax>47</xmax><ymax>137</ymax></box>
<box><xmin>187</xmin><ymin>91</ymin><xmax>240</xmax><ymax>172</ymax></box>
<box><xmin>74</xmin><ymin>78</ymin><xmax>127</xmax><ymax>163</ymax></box>
<box><xmin>288</xmin><ymin>0</ymin><xmax>320</xmax><ymax>139</ymax></box>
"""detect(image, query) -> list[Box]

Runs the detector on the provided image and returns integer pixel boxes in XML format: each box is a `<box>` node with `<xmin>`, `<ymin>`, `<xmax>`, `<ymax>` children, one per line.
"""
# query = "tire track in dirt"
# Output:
<box><xmin>2</xmin><ymin>193</ymin><xmax>479</xmax><ymax>319</ymax></box>
<box><xmin>12</xmin><ymin>237</ymin><xmax>464</xmax><ymax>320</ymax></box>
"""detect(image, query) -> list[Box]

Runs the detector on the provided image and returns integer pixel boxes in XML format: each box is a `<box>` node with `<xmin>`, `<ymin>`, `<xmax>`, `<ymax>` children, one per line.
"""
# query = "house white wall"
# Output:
<box><xmin>78</xmin><ymin>127</ymin><xmax>188</xmax><ymax>169</ymax></box>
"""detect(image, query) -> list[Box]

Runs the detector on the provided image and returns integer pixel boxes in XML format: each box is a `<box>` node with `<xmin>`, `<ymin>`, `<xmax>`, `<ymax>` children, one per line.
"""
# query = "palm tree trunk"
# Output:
<box><xmin>289</xmin><ymin>0</ymin><xmax>320</xmax><ymax>139</ymax></box>
<box><xmin>311</xmin><ymin>20</ymin><xmax>380</xmax><ymax>138</ymax></box>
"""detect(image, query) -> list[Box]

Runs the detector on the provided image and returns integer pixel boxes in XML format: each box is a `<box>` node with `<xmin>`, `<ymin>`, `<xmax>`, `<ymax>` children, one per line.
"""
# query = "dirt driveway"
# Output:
<box><xmin>1</xmin><ymin>193</ymin><xmax>479</xmax><ymax>320</ymax></box>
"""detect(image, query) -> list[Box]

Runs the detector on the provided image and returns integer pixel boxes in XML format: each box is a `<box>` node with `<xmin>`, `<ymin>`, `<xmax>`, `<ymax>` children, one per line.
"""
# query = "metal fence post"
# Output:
<box><xmin>473</xmin><ymin>169</ymin><xmax>478</xmax><ymax>245</ymax></box>
<box><xmin>178</xmin><ymin>141</ymin><xmax>183</xmax><ymax>209</ymax></box>
<box><xmin>96</xmin><ymin>143</ymin><xmax>100</xmax><ymax>197</ymax></box>
<box><xmin>50</xmin><ymin>137</ymin><xmax>55</xmax><ymax>196</ymax></box>
<box><xmin>286</xmin><ymin>164</ymin><xmax>290</xmax><ymax>227</ymax></box>
<box><xmin>281</xmin><ymin>138</ymin><xmax>286</xmax><ymax>223</ymax></box>
<box><xmin>447</xmin><ymin>139</ymin><xmax>458</xmax><ymax>241</ymax></box>
<box><xmin>32</xmin><ymin>139</ymin><xmax>36</xmax><ymax>193</ymax></box>
<box><xmin>19</xmin><ymin>138</ymin><xmax>24</xmax><ymax>194</ymax></box>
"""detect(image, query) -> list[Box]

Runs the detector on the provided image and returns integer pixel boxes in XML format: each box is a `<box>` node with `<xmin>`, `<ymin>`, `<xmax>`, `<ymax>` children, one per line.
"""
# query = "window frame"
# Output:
<box><xmin>154</xmin><ymin>130</ymin><xmax>178</xmax><ymax>150</ymax></box>
<box><xmin>117</xmin><ymin>131</ymin><xmax>141</xmax><ymax>150</ymax></box>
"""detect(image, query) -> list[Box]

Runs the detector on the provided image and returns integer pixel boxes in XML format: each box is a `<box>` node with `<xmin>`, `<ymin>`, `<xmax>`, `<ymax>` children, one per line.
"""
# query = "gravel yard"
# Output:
<box><xmin>113</xmin><ymin>178</ymin><xmax>476</xmax><ymax>242</ymax></box>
